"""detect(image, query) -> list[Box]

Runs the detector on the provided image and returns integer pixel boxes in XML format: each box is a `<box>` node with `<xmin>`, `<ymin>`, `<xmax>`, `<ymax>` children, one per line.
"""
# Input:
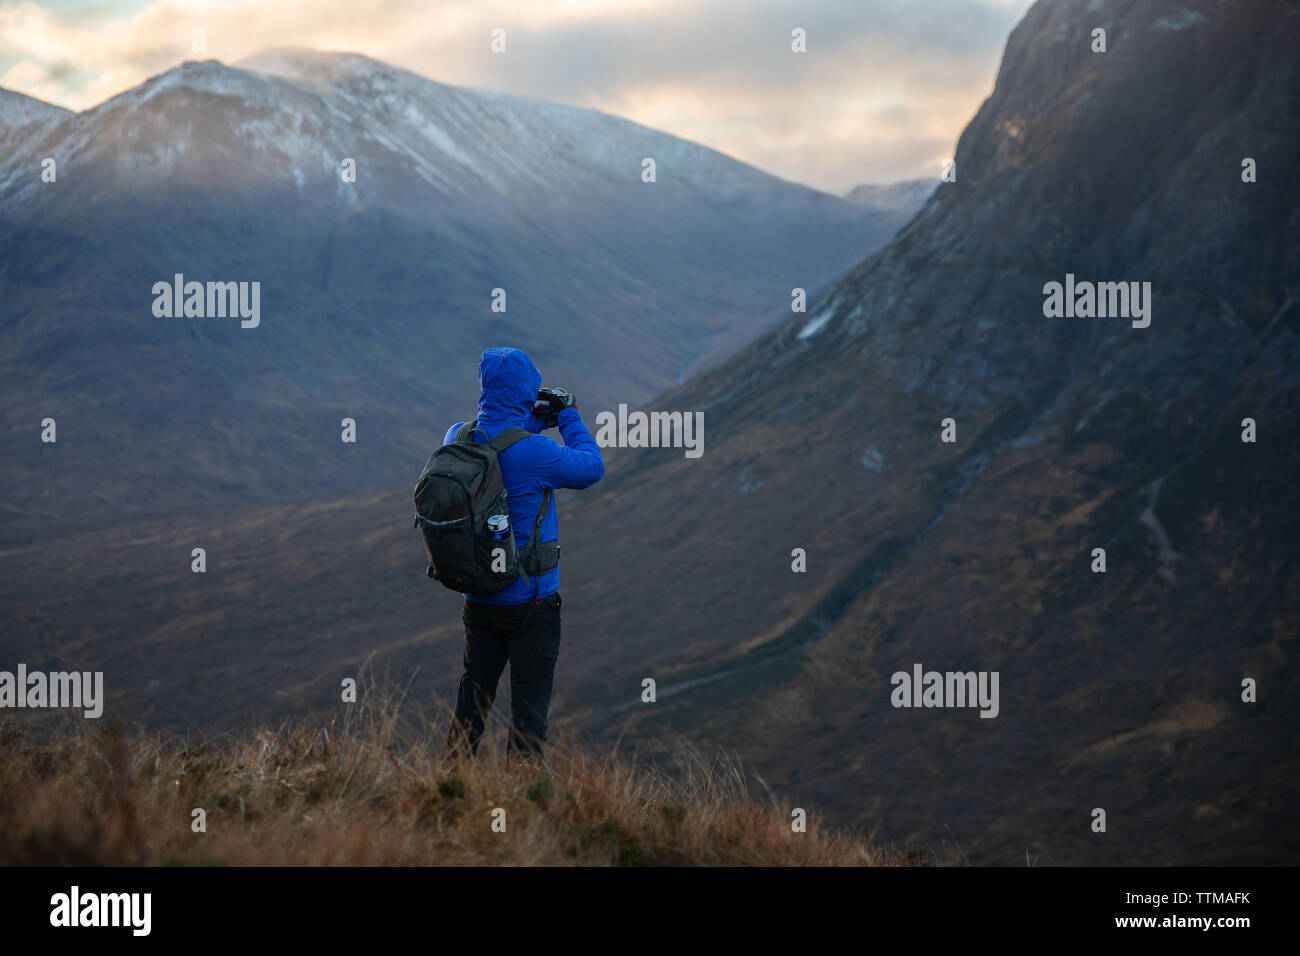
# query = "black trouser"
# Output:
<box><xmin>447</xmin><ymin>592</ymin><xmax>562</xmax><ymax>760</ymax></box>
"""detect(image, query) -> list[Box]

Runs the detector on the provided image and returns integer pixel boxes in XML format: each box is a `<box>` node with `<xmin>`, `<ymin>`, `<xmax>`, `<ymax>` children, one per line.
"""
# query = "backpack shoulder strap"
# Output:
<box><xmin>512</xmin><ymin>488</ymin><xmax>551</xmax><ymax>596</ymax></box>
<box><xmin>455</xmin><ymin>419</ymin><xmax>484</xmax><ymax>444</ymax></box>
<box><xmin>523</xmin><ymin>487</ymin><xmax>552</xmax><ymax>558</ymax></box>
<box><xmin>486</xmin><ymin>427</ymin><xmax>534</xmax><ymax>453</ymax></box>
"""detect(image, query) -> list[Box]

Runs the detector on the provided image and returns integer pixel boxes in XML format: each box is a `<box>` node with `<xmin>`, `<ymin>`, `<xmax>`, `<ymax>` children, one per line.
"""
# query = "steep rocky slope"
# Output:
<box><xmin>551</xmin><ymin>0</ymin><xmax>1300</xmax><ymax>863</ymax></box>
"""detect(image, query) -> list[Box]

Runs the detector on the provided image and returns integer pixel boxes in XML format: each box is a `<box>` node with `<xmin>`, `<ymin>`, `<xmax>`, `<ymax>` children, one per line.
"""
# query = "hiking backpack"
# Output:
<box><xmin>413</xmin><ymin>420</ymin><xmax>558</xmax><ymax>594</ymax></box>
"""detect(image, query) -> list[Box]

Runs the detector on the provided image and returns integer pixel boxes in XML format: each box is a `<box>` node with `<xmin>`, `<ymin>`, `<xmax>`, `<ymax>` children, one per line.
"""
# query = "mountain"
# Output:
<box><xmin>843</xmin><ymin>178</ymin><xmax>935</xmax><ymax>214</ymax></box>
<box><xmin>0</xmin><ymin>50</ymin><xmax>922</xmax><ymax>534</ymax></box>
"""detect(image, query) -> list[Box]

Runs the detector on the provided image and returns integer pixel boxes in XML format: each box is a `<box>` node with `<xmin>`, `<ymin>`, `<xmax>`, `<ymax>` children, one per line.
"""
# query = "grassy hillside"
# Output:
<box><xmin>0</xmin><ymin>697</ymin><xmax>911</xmax><ymax>867</ymax></box>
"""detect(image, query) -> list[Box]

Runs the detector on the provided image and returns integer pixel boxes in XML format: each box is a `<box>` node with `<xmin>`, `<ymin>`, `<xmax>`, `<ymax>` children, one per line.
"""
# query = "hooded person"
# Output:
<box><xmin>443</xmin><ymin>346</ymin><xmax>605</xmax><ymax>759</ymax></box>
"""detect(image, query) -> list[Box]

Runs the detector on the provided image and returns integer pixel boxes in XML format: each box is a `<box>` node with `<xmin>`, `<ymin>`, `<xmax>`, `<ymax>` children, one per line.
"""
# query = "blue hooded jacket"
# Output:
<box><xmin>445</xmin><ymin>347</ymin><xmax>605</xmax><ymax>605</ymax></box>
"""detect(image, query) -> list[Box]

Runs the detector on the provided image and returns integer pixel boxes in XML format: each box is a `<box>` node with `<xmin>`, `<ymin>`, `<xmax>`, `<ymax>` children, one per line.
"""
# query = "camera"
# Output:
<box><xmin>534</xmin><ymin>387</ymin><xmax>575</xmax><ymax>428</ymax></box>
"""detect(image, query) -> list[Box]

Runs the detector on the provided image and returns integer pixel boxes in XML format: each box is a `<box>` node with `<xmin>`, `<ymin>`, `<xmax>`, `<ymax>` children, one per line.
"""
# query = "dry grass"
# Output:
<box><xmin>0</xmin><ymin>696</ymin><xmax>904</xmax><ymax>867</ymax></box>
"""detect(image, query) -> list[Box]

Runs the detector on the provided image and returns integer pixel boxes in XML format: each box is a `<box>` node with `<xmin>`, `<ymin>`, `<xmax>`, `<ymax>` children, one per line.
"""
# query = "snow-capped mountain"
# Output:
<box><xmin>0</xmin><ymin>50</ymin><xmax>925</xmax><ymax>527</ymax></box>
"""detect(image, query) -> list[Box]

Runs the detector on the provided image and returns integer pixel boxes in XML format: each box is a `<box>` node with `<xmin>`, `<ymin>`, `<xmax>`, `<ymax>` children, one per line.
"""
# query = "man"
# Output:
<box><xmin>444</xmin><ymin>346</ymin><xmax>604</xmax><ymax>761</ymax></box>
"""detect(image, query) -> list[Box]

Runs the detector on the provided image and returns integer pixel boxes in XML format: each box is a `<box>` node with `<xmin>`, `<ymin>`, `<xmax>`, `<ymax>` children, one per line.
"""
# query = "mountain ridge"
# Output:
<box><xmin>0</xmin><ymin>49</ymin><xmax>925</xmax><ymax>532</ymax></box>
<box><xmin>0</xmin><ymin>86</ymin><xmax>71</xmax><ymax>130</ymax></box>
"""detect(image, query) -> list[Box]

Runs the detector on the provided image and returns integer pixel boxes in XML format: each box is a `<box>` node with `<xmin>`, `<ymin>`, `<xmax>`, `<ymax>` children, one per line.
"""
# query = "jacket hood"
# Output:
<box><xmin>476</xmin><ymin>346</ymin><xmax>542</xmax><ymax>433</ymax></box>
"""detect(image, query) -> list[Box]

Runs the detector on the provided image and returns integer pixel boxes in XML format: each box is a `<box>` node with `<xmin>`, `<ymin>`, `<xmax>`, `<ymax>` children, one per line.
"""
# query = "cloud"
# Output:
<box><xmin>0</xmin><ymin>0</ymin><xmax>1033</xmax><ymax>192</ymax></box>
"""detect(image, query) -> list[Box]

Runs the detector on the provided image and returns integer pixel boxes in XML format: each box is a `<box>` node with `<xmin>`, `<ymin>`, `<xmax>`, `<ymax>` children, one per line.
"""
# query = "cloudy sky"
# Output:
<box><xmin>0</xmin><ymin>0</ymin><xmax>1034</xmax><ymax>194</ymax></box>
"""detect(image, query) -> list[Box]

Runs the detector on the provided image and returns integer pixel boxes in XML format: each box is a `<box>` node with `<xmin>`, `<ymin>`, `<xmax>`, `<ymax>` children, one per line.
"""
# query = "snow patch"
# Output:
<box><xmin>797</xmin><ymin>304</ymin><xmax>835</xmax><ymax>341</ymax></box>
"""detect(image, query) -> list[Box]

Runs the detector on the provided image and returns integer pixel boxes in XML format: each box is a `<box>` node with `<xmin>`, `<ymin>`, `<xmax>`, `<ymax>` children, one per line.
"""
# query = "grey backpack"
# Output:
<box><xmin>413</xmin><ymin>420</ymin><xmax>557</xmax><ymax>593</ymax></box>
